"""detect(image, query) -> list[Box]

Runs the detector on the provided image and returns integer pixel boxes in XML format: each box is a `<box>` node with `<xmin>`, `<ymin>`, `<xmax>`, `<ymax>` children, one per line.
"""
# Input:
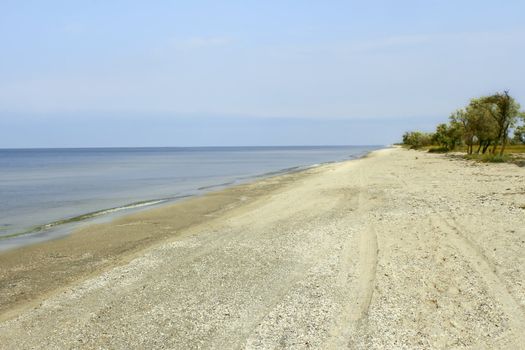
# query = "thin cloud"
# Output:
<box><xmin>276</xmin><ymin>34</ymin><xmax>432</xmax><ymax>59</ymax></box>
<box><xmin>352</xmin><ymin>34</ymin><xmax>431</xmax><ymax>52</ymax></box>
<box><xmin>171</xmin><ymin>36</ymin><xmax>234</xmax><ymax>50</ymax></box>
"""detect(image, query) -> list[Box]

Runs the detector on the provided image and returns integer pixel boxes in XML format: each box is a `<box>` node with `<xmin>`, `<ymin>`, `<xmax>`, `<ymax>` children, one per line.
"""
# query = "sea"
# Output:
<box><xmin>0</xmin><ymin>146</ymin><xmax>381</xmax><ymax>250</ymax></box>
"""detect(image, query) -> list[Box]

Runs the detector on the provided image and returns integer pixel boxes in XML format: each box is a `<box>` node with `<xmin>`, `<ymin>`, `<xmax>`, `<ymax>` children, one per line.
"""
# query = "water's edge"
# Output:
<box><xmin>0</xmin><ymin>148</ymin><xmax>384</xmax><ymax>252</ymax></box>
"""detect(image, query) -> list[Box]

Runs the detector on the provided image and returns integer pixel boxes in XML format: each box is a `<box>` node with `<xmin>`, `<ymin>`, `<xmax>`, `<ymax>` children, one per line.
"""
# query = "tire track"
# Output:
<box><xmin>325</xmin><ymin>167</ymin><xmax>379</xmax><ymax>349</ymax></box>
<box><xmin>355</xmin><ymin>223</ymin><xmax>378</xmax><ymax>321</ymax></box>
<box><xmin>429</xmin><ymin>212</ymin><xmax>525</xmax><ymax>347</ymax></box>
<box><xmin>353</xmin><ymin>168</ymin><xmax>379</xmax><ymax>323</ymax></box>
<box><xmin>390</xmin><ymin>154</ymin><xmax>525</xmax><ymax>347</ymax></box>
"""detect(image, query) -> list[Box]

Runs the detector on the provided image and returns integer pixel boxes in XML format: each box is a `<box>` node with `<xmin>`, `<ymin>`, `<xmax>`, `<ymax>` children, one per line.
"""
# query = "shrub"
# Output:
<box><xmin>402</xmin><ymin>131</ymin><xmax>433</xmax><ymax>149</ymax></box>
<box><xmin>482</xmin><ymin>154</ymin><xmax>509</xmax><ymax>163</ymax></box>
<box><xmin>428</xmin><ymin>147</ymin><xmax>448</xmax><ymax>153</ymax></box>
<box><xmin>464</xmin><ymin>153</ymin><xmax>510</xmax><ymax>163</ymax></box>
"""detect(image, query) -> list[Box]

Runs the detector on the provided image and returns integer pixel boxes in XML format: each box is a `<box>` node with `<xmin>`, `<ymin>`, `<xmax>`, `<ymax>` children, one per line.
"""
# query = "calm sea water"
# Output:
<box><xmin>0</xmin><ymin>146</ymin><xmax>381</xmax><ymax>249</ymax></box>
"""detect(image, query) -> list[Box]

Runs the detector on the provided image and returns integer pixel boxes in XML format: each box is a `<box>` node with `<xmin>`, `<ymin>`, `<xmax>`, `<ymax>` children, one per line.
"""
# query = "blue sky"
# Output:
<box><xmin>1</xmin><ymin>1</ymin><xmax>524</xmax><ymax>147</ymax></box>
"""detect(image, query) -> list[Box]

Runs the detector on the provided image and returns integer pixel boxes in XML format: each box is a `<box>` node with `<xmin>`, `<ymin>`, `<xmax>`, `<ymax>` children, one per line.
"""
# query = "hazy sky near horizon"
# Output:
<box><xmin>1</xmin><ymin>1</ymin><xmax>524</xmax><ymax>147</ymax></box>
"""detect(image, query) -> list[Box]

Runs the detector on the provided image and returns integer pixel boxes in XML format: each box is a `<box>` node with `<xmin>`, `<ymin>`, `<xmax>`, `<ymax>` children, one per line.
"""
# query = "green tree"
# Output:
<box><xmin>480</xmin><ymin>91</ymin><xmax>523</xmax><ymax>155</ymax></box>
<box><xmin>512</xmin><ymin>126</ymin><xmax>525</xmax><ymax>144</ymax></box>
<box><xmin>432</xmin><ymin>122</ymin><xmax>462</xmax><ymax>151</ymax></box>
<box><xmin>449</xmin><ymin>108</ymin><xmax>473</xmax><ymax>154</ymax></box>
<box><xmin>402</xmin><ymin>131</ymin><xmax>433</xmax><ymax>149</ymax></box>
<box><xmin>513</xmin><ymin>113</ymin><xmax>525</xmax><ymax>144</ymax></box>
<box><xmin>464</xmin><ymin>98</ymin><xmax>499</xmax><ymax>154</ymax></box>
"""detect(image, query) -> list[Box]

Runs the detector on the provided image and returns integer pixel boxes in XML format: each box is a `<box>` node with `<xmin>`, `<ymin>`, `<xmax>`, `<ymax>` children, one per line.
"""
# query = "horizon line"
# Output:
<box><xmin>0</xmin><ymin>144</ymin><xmax>387</xmax><ymax>151</ymax></box>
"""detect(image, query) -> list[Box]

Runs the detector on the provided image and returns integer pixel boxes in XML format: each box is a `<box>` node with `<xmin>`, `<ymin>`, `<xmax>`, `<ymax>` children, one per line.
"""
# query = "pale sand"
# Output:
<box><xmin>1</xmin><ymin>147</ymin><xmax>524</xmax><ymax>349</ymax></box>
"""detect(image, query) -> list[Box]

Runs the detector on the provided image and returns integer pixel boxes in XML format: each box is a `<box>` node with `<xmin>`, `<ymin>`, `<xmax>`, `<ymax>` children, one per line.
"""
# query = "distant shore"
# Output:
<box><xmin>1</xmin><ymin>147</ymin><xmax>524</xmax><ymax>349</ymax></box>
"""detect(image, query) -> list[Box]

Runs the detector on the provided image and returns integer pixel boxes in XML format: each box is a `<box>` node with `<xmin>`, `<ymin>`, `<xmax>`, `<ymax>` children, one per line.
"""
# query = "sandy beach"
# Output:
<box><xmin>1</xmin><ymin>147</ymin><xmax>524</xmax><ymax>349</ymax></box>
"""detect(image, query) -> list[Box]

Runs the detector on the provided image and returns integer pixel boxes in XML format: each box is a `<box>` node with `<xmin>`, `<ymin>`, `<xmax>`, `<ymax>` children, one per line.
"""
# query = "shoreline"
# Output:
<box><xmin>1</xmin><ymin>147</ymin><xmax>524</xmax><ymax>348</ymax></box>
<box><xmin>0</xmin><ymin>152</ymin><xmax>374</xmax><ymax>322</ymax></box>
<box><xmin>0</xmin><ymin>148</ymin><xmax>377</xmax><ymax>251</ymax></box>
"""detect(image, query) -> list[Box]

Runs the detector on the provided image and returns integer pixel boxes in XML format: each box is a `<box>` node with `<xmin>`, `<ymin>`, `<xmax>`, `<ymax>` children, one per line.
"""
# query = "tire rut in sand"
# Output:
<box><xmin>355</xmin><ymin>224</ymin><xmax>378</xmax><ymax>321</ymax></box>
<box><xmin>429</xmin><ymin>212</ymin><xmax>525</xmax><ymax>346</ymax></box>
<box><xmin>353</xmin><ymin>168</ymin><xmax>380</xmax><ymax>322</ymax></box>
<box><xmin>385</xmin><ymin>165</ymin><xmax>525</xmax><ymax>347</ymax></box>
<box><xmin>392</xmin><ymin>169</ymin><xmax>524</xmax><ymax>324</ymax></box>
<box><xmin>325</xmin><ymin>168</ymin><xmax>379</xmax><ymax>349</ymax></box>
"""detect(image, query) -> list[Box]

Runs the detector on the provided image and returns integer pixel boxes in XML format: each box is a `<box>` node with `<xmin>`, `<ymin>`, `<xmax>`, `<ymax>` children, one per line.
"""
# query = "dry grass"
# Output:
<box><xmin>453</xmin><ymin>144</ymin><xmax>525</xmax><ymax>154</ymax></box>
<box><xmin>417</xmin><ymin>144</ymin><xmax>525</xmax><ymax>154</ymax></box>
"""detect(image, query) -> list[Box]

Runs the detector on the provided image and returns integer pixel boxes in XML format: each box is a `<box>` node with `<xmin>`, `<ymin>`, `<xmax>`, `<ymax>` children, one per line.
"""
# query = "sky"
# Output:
<box><xmin>1</xmin><ymin>0</ymin><xmax>524</xmax><ymax>147</ymax></box>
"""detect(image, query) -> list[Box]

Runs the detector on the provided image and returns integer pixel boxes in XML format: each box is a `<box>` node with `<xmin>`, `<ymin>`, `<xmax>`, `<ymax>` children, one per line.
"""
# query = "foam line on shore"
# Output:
<box><xmin>0</xmin><ymin>199</ymin><xmax>169</xmax><ymax>241</ymax></box>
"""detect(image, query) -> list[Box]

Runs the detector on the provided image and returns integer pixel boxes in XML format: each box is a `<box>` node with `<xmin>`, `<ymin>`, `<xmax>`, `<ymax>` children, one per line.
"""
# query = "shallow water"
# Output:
<box><xmin>0</xmin><ymin>146</ymin><xmax>381</xmax><ymax>248</ymax></box>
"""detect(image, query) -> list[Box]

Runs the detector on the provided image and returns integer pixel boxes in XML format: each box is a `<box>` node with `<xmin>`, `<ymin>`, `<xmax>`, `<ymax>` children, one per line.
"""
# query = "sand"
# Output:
<box><xmin>0</xmin><ymin>147</ymin><xmax>524</xmax><ymax>349</ymax></box>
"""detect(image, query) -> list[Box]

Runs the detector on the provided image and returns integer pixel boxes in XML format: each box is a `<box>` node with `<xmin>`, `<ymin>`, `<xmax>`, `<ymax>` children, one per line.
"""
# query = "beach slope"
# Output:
<box><xmin>1</xmin><ymin>148</ymin><xmax>524</xmax><ymax>349</ymax></box>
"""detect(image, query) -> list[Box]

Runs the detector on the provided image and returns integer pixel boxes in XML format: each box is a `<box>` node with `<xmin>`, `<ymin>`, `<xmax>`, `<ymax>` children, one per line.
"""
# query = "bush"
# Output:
<box><xmin>402</xmin><ymin>131</ymin><xmax>433</xmax><ymax>149</ymax></box>
<box><xmin>482</xmin><ymin>154</ymin><xmax>509</xmax><ymax>163</ymax></box>
<box><xmin>428</xmin><ymin>147</ymin><xmax>449</xmax><ymax>153</ymax></box>
<box><xmin>432</xmin><ymin>122</ymin><xmax>462</xmax><ymax>151</ymax></box>
<box><xmin>464</xmin><ymin>153</ymin><xmax>510</xmax><ymax>163</ymax></box>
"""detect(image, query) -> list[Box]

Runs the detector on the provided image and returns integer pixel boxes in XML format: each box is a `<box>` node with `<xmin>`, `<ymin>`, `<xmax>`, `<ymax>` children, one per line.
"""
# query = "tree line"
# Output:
<box><xmin>403</xmin><ymin>91</ymin><xmax>525</xmax><ymax>156</ymax></box>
